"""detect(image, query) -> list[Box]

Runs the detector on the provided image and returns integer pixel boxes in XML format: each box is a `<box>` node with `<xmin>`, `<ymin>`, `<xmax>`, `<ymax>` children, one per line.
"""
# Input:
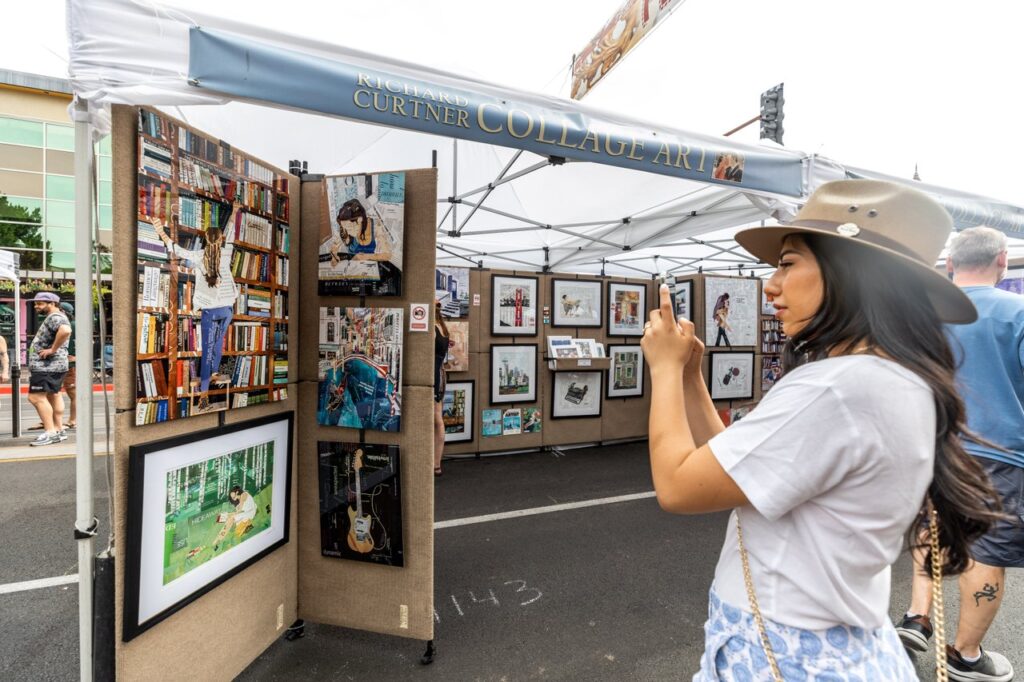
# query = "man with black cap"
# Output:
<box><xmin>26</xmin><ymin>292</ymin><xmax>72</xmax><ymax>446</ymax></box>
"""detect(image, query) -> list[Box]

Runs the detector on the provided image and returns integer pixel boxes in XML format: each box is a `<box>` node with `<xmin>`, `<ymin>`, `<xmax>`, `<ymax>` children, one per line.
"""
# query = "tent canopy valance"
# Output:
<box><xmin>68</xmin><ymin>0</ymin><xmax>1024</xmax><ymax>277</ymax></box>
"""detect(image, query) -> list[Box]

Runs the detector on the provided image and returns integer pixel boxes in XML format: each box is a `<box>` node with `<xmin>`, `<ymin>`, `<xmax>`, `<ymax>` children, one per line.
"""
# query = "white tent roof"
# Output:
<box><xmin>67</xmin><ymin>0</ymin><xmax>1024</xmax><ymax>275</ymax></box>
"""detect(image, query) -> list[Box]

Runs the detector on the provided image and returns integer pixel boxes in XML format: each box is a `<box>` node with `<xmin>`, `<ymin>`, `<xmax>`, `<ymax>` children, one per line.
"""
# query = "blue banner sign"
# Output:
<box><xmin>188</xmin><ymin>27</ymin><xmax>804</xmax><ymax>196</ymax></box>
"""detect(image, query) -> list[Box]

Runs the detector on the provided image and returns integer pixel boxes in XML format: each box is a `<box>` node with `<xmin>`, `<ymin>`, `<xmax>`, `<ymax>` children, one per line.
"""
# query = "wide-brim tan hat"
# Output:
<box><xmin>735</xmin><ymin>179</ymin><xmax>977</xmax><ymax>324</ymax></box>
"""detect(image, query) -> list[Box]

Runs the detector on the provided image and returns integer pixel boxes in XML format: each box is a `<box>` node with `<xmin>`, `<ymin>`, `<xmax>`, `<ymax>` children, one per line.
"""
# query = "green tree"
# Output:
<box><xmin>0</xmin><ymin>194</ymin><xmax>47</xmax><ymax>270</ymax></box>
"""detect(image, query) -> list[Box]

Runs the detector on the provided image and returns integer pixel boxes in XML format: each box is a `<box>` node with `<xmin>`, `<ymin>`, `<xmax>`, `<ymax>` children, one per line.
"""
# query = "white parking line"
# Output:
<box><xmin>0</xmin><ymin>574</ymin><xmax>79</xmax><ymax>596</ymax></box>
<box><xmin>434</xmin><ymin>491</ymin><xmax>657</xmax><ymax>529</ymax></box>
<box><xmin>1</xmin><ymin>492</ymin><xmax>657</xmax><ymax>596</ymax></box>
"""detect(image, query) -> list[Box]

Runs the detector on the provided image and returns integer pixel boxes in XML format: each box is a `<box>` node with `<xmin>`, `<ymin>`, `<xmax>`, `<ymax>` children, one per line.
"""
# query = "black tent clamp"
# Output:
<box><xmin>74</xmin><ymin>517</ymin><xmax>99</xmax><ymax>540</ymax></box>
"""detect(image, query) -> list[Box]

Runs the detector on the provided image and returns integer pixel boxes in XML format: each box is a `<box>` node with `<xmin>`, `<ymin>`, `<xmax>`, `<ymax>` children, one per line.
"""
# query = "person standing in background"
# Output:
<box><xmin>433</xmin><ymin>301</ymin><xmax>450</xmax><ymax>477</ymax></box>
<box><xmin>896</xmin><ymin>226</ymin><xmax>1023</xmax><ymax>682</ymax></box>
<box><xmin>59</xmin><ymin>302</ymin><xmax>77</xmax><ymax>430</ymax></box>
<box><xmin>0</xmin><ymin>334</ymin><xmax>9</xmax><ymax>414</ymax></box>
<box><xmin>26</xmin><ymin>292</ymin><xmax>72</xmax><ymax>446</ymax></box>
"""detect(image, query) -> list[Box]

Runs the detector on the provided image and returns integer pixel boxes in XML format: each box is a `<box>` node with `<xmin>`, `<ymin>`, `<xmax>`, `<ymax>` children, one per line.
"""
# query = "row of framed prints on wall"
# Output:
<box><xmin>491</xmin><ymin>275</ymin><xmax>649</xmax><ymax>336</ymax></box>
<box><xmin>124</xmin><ymin>412</ymin><xmax>408</xmax><ymax>640</ymax></box>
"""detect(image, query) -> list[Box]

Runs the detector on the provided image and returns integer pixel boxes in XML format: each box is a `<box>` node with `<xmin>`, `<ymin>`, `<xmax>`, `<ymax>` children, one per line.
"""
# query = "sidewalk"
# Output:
<box><xmin>0</xmin><ymin>431</ymin><xmax>114</xmax><ymax>460</ymax></box>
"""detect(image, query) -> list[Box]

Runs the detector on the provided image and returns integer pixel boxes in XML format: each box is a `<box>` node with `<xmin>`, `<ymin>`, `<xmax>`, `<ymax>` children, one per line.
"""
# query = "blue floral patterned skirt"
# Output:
<box><xmin>693</xmin><ymin>587</ymin><xmax>917</xmax><ymax>681</ymax></box>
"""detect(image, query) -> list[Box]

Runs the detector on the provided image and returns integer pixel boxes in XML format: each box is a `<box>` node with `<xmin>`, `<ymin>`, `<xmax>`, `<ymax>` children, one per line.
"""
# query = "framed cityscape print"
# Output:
<box><xmin>704</xmin><ymin>276</ymin><xmax>758</xmax><ymax>348</ymax></box>
<box><xmin>317</xmin><ymin>442</ymin><xmax>404</xmax><ymax>567</ymax></box>
<box><xmin>317</xmin><ymin>306</ymin><xmax>403</xmax><ymax>432</ymax></box>
<box><xmin>551</xmin><ymin>371</ymin><xmax>603</xmax><ymax>419</ymax></box>
<box><xmin>607</xmin><ymin>344</ymin><xmax>644</xmax><ymax>398</ymax></box>
<box><xmin>672</xmin><ymin>279</ymin><xmax>693</xmax><ymax>321</ymax></box>
<box><xmin>318</xmin><ymin>172</ymin><xmax>404</xmax><ymax>296</ymax></box>
<box><xmin>436</xmin><ymin>266</ymin><xmax>470</xmax><ymax>318</ymax></box>
<box><xmin>491</xmin><ymin>275</ymin><xmax>538</xmax><ymax>336</ymax></box>
<box><xmin>551</xmin><ymin>278</ymin><xmax>602</xmax><ymax>328</ymax></box>
<box><xmin>123</xmin><ymin>412</ymin><xmax>294</xmax><ymax>641</ymax></box>
<box><xmin>490</xmin><ymin>344</ymin><xmax>538</xmax><ymax>404</ymax></box>
<box><xmin>134</xmin><ymin>108</ymin><xmax>291</xmax><ymax>424</ymax></box>
<box><xmin>443</xmin><ymin>380</ymin><xmax>475</xmax><ymax>443</ymax></box>
<box><xmin>607</xmin><ymin>282</ymin><xmax>646</xmax><ymax>337</ymax></box>
<box><xmin>709</xmin><ymin>351</ymin><xmax>755</xmax><ymax>401</ymax></box>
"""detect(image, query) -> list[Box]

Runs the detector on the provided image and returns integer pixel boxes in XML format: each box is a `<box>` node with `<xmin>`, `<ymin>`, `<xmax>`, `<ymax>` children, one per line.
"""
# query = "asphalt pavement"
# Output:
<box><xmin>1</xmin><ymin>443</ymin><xmax>1022</xmax><ymax>681</ymax></box>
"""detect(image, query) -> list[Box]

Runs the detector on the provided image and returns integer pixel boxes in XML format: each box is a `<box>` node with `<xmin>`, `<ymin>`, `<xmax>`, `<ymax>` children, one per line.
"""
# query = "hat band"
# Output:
<box><xmin>788</xmin><ymin>219</ymin><xmax>922</xmax><ymax>261</ymax></box>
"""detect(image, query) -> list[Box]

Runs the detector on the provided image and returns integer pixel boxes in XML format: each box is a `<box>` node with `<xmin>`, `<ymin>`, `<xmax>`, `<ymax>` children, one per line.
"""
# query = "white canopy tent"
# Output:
<box><xmin>64</xmin><ymin>0</ymin><xmax>1024</xmax><ymax>677</ymax></box>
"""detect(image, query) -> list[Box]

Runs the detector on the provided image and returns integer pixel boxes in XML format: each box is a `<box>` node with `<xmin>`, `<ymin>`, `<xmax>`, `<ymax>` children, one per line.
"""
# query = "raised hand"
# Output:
<box><xmin>641</xmin><ymin>284</ymin><xmax>694</xmax><ymax>373</ymax></box>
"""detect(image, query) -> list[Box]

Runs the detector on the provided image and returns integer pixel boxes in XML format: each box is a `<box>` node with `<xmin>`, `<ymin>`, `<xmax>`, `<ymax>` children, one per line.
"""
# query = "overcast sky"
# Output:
<box><xmin>7</xmin><ymin>0</ymin><xmax>1023</xmax><ymax>209</ymax></box>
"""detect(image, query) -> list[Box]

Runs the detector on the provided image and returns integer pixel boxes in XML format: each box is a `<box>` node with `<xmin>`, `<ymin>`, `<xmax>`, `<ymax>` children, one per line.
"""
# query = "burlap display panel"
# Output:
<box><xmin>111</xmin><ymin>105</ymin><xmax>300</xmax><ymax>680</ymax></box>
<box><xmin>296</xmin><ymin>168</ymin><xmax>436</xmax><ymax>640</ymax></box>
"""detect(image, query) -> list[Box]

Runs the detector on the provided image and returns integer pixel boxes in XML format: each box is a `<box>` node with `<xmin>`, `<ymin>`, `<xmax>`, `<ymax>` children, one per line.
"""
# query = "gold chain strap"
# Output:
<box><xmin>735</xmin><ymin>511</ymin><xmax>783</xmax><ymax>682</ymax></box>
<box><xmin>929</xmin><ymin>506</ymin><xmax>949</xmax><ymax>682</ymax></box>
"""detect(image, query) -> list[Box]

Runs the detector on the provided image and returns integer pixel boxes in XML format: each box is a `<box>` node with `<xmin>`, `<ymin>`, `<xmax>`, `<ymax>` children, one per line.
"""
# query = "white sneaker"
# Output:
<box><xmin>57</xmin><ymin>430</ymin><xmax>68</xmax><ymax>442</ymax></box>
<box><xmin>30</xmin><ymin>432</ymin><xmax>60</xmax><ymax>446</ymax></box>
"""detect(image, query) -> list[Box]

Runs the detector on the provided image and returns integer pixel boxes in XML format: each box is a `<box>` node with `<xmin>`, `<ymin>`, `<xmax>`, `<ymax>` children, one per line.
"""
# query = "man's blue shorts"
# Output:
<box><xmin>972</xmin><ymin>457</ymin><xmax>1024</xmax><ymax>568</ymax></box>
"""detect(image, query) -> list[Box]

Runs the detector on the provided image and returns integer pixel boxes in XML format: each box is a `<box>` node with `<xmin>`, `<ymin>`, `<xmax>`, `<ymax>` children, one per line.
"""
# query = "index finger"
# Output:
<box><xmin>659</xmin><ymin>283</ymin><xmax>673</xmax><ymax>317</ymax></box>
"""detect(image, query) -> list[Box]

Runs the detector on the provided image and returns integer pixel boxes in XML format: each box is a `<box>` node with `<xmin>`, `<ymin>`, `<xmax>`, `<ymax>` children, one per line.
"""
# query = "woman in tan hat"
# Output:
<box><xmin>641</xmin><ymin>180</ymin><xmax>1002</xmax><ymax>680</ymax></box>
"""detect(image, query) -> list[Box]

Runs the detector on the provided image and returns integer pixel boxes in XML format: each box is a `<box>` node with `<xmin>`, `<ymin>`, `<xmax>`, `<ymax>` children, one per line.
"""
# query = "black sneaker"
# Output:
<box><xmin>947</xmin><ymin>645</ymin><xmax>1014</xmax><ymax>682</ymax></box>
<box><xmin>896</xmin><ymin>613</ymin><xmax>932</xmax><ymax>653</ymax></box>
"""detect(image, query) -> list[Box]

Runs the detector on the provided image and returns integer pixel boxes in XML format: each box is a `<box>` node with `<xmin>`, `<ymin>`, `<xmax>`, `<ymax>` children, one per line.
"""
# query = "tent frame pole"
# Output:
<box><xmin>72</xmin><ymin>98</ymin><xmax>96</xmax><ymax>682</ymax></box>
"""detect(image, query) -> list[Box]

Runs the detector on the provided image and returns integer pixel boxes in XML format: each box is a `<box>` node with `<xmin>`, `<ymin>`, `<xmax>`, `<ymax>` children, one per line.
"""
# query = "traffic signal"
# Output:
<box><xmin>760</xmin><ymin>83</ymin><xmax>785</xmax><ymax>145</ymax></box>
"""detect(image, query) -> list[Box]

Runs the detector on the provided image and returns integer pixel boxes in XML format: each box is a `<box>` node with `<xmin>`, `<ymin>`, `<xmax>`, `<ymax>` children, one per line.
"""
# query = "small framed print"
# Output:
<box><xmin>547</xmin><ymin>335</ymin><xmax>577</xmax><ymax>359</ymax></box>
<box><xmin>551</xmin><ymin>371</ymin><xmax>603</xmax><ymax>419</ymax></box>
<box><xmin>491</xmin><ymin>274</ymin><xmax>538</xmax><ymax>336</ymax></box>
<box><xmin>501</xmin><ymin>408</ymin><xmax>522</xmax><ymax>435</ymax></box>
<box><xmin>672</xmin><ymin>279</ymin><xmax>693</xmax><ymax>321</ymax></box>
<box><xmin>551</xmin><ymin>279</ymin><xmax>603</xmax><ymax>328</ymax></box>
<box><xmin>607</xmin><ymin>345</ymin><xmax>645</xmax><ymax>398</ymax></box>
<box><xmin>490</xmin><ymin>344</ymin><xmax>538</xmax><ymax>404</ymax></box>
<box><xmin>572</xmin><ymin>338</ymin><xmax>601</xmax><ymax>359</ymax></box>
<box><xmin>443</xmin><ymin>380</ymin><xmax>475</xmax><ymax>443</ymax></box>
<box><xmin>607</xmin><ymin>282</ymin><xmax>646</xmax><ymax>337</ymax></box>
<box><xmin>709</xmin><ymin>351</ymin><xmax>755</xmax><ymax>401</ymax></box>
<box><xmin>482</xmin><ymin>409</ymin><xmax>503</xmax><ymax>437</ymax></box>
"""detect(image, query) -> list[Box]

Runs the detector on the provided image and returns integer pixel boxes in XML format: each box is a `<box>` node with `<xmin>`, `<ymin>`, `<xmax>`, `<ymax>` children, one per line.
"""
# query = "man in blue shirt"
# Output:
<box><xmin>897</xmin><ymin>227</ymin><xmax>1023</xmax><ymax>682</ymax></box>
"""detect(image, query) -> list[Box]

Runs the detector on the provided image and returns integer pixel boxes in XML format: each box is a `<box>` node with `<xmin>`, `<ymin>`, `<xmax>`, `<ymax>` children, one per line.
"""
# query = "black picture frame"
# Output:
<box><xmin>671</xmin><ymin>279</ymin><xmax>694</xmax><ymax>321</ymax></box>
<box><xmin>708</xmin><ymin>351</ymin><xmax>756</xmax><ymax>401</ymax></box>
<box><xmin>606</xmin><ymin>281</ymin><xmax>647</xmax><ymax>337</ymax></box>
<box><xmin>550</xmin><ymin>278</ymin><xmax>603</xmax><ymax>328</ymax></box>
<box><xmin>443</xmin><ymin>380</ymin><xmax>475</xmax><ymax>443</ymax></box>
<box><xmin>490</xmin><ymin>274</ymin><xmax>539</xmax><ymax>336</ymax></box>
<box><xmin>606</xmin><ymin>344</ymin><xmax>645</xmax><ymax>399</ymax></box>
<box><xmin>490</xmin><ymin>344</ymin><xmax>538</xmax><ymax>404</ymax></box>
<box><xmin>123</xmin><ymin>412</ymin><xmax>294</xmax><ymax>642</ymax></box>
<box><xmin>551</xmin><ymin>370</ymin><xmax>603</xmax><ymax>419</ymax></box>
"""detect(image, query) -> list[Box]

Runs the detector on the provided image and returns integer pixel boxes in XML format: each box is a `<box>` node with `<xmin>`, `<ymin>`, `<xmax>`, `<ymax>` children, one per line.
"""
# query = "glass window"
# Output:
<box><xmin>96</xmin><ymin>135</ymin><xmax>112</xmax><ymax>155</ymax></box>
<box><xmin>46</xmin><ymin>200</ymin><xmax>75</xmax><ymax>227</ymax></box>
<box><xmin>0</xmin><ymin>117</ymin><xmax>44</xmax><ymax>147</ymax></box>
<box><xmin>0</xmin><ymin>196</ymin><xmax>43</xmax><ymax>223</ymax></box>
<box><xmin>3</xmin><ymin>246</ymin><xmax>44</xmax><ymax>271</ymax></box>
<box><xmin>48</xmin><ymin>251</ymin><xmax>76</xmax><ymax>271</ymax></box>
<box><xmin>47</xmin><ymin>225</ymin><xmax>76</xmax><ymax>254</ymax></box>
<box><xmin>46</xmin><ymin>174</ymin><xmax>75</xmax><ymax>201</ymax></box>
<box><xmin>98</xmin><ymin>155</ymin><xmax>112</xmax><ymax>179</ymax></box>
<box><xmin>98</xmin><ymin>205</ymin><xmax>112</xmax><ymax>229</ymax></box>
<box><xmin>0</xmin><ymin>221</ymin><xmax>45</xmax><ymax>247</ymax></box>
<box><xmin>46</xmin><ymin>123</ymin><xmax>75</xmax><ymax>152</ymax></box>
<box><xmin>98</xmin><ymin>180</ymin><xmax>112</xmax><ymax>205</ymax></box>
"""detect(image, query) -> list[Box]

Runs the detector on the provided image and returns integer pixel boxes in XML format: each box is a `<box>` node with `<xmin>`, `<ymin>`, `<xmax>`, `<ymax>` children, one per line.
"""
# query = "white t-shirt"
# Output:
<box><xmin>708</xmin><ymin>355</ymin><xmax>935</xmax><ymax>630</ymax></box>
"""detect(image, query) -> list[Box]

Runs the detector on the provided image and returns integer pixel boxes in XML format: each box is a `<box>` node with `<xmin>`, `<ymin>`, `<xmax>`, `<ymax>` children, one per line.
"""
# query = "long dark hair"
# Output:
<box><xmin>203</xmin><ymin>227</ymin><xmax>224</xmax><ymax>288</ymax></box>
<box><xmin>782</xmin><ymin>233</ymin><xmax>1002</xmax><ymax>575</ymax></box>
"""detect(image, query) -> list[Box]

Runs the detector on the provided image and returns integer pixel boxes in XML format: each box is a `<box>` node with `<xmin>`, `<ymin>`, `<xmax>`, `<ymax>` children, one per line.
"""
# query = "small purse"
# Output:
<box><xmin>734</xmin><ymin>505</ymin><xmax>948</xmax><ymax>682</ymax></box>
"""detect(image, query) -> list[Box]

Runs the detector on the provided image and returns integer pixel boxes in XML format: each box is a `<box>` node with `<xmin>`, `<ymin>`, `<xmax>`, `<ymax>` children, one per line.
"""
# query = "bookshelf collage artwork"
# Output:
<box><xmin>135</xmin><ymin>109</ymin><xmax>291</xmax><ymax>424</ymax></box>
